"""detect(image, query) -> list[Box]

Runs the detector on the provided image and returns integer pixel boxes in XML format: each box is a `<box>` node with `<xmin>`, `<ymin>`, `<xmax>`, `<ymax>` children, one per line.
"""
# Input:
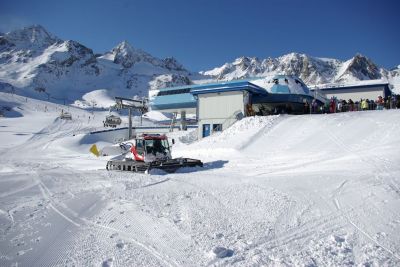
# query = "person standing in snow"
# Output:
<box><xmin>337</xmin><ymin>100</ymin><xmax>342</xmax><ymax>113</ymax></box>
<box><xmin>324</xmin><ymin>101</ymin><xmax>330</xmax><ymax>113</ymax></box>
<box><xmin>376</xmin><ymin>95</ymin><xmax>384</xmax><ymax>110</ymax></box>
<box><xmin>329</xmin><ymin>97</ymin><xmax>336</xmax><ymax>113</ymax></box>
<box><xmin>391</xmin><ymin>95</ymin><xmax>397</xmax><ymax>109</ymax></box>
<box><xmin>361</xmin><ymin>99</ymin><xmax>368</xmax><ymax>111</ymax></box>
<box><xmin>348</xmin><ymin>99</ymin><xmax>354</xmax><ymax>111</ymax></box>
<box><xmin>304</xmin><ymin>100</ymin><xmax>310</xmax><ymax>114</ymax></box>
<box><xmin>311</xmin><ymin>99</ymin><xmax>318</xmax><ymax>113</ymax></box>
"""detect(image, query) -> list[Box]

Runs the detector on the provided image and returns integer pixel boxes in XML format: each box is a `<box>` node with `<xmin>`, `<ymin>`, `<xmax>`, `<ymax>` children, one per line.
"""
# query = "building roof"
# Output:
<box><xmin>309</xmin><ymin>81</ymin><xmax>392</xmax><ymax>99</ymax></box>
<box><xmin>190</xmin><ymin>80</ymin><xmax>267</xmax><ymax>95</ymax></box>
<box><xmin>251</xmin><ymin>75</ymin><xmax>311</xmax><ymax>96</ymax></box>
<box><xmin>309</xmin><ymin>80</ymin><xmax>389</xmax><ymax>91</ymax></box>
<box><xmin>156</xmin><ymin>78</ymin><xmax>262</xmax><ymax>92</ymax></box>
<box><xmin>149</xmin><ymin>92</ymin><xmax>196</xmax><ymax>111</ymax></box>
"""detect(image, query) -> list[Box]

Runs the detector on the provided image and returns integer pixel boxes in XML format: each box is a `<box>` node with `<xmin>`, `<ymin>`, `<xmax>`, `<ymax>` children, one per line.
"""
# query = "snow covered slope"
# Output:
<box><xmin>1</xmin><ymin>92</ymin><xmax>399</xmax><ymax>266</ymax></box>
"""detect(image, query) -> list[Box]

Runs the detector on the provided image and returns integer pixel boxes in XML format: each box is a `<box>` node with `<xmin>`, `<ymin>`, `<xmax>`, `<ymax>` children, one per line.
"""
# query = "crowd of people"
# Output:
<box><xmin>305</xmin><ymin>94</ymin><xmax>400</xmax><ymax>114</ymax></box>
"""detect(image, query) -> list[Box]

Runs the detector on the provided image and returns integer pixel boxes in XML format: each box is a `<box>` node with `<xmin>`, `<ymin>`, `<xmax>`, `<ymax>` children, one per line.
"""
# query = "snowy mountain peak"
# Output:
<box><xmin>233</xmin><ymin>56</ymin><xmax>261</xmax><ymax>71</ymax></box>
<box><xmin>345</xmin><ymin>53</ymin><xmax>381</xmax><ymax>80</ymax></box>
<box><xmin>279</xmin><ymin>52</ymin><xmax>304</xmax><ymax>60</ymax></box>
<box><xmin>107</xmin><ymin>40</ymin><xmax>164</xmax><ymax>68</ymax></box>
<box><xmin>3</xmin><ymin>24</ymin><xmax>60</xmax><ymax>49</ymax></box>
<box><xmin>112</xmin><ymin>40</ymin><xmax>135</xmax><ymax>56</ymax></box>
<box><xmin>103</xmin><ymin>40</ymin><xmax>186</xmax><ymax>71</ymax></box>
<box><xmin>109</xmin><ymin>40</ymin><xmax>137</xmax><ymax>67</ymax></box>
<box><xmin>233</xmin><ymin>56</ymin><xmax>257</xmax><ymax>65</ymax></box>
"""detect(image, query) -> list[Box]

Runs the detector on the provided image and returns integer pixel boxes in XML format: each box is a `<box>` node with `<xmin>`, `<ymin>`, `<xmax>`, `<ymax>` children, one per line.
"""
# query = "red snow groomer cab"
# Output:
<box><xmin>106</xmin><ymin>134</ymin><xmax>203</xmax><ymax>173</ymax></box>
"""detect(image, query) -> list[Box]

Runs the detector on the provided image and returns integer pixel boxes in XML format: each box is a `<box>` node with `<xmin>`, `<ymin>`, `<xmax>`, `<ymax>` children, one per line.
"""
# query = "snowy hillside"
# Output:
<box><xmin>0</xmin><ymin>25</ymin><xmax>193</xmax><ymax>106</ymax></box>
<box><xmin>1</xmin><ymin>92</ymin><xmax>400</xmax><ymax>266</ymax></box>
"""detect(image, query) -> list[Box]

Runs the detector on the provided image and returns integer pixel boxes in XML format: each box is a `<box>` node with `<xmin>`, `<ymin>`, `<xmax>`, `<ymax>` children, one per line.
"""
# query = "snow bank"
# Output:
<box><xmin>142</xmin><ymin>110</ymin><xmax>172</xmax><ymax>121</ymax></box>
<box><xmin>172</xmin><ymin>115</ymin><xmax>280</xmax><ymax>160</ymax></box>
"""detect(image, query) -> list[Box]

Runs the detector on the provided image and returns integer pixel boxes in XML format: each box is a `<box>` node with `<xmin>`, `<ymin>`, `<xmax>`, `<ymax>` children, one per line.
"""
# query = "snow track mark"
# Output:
<box><xmin>38</xmin><ymin>182</ymin><xmax>81</xmax><ymax>227</ymax></box>
<box><xmin>334</xmin><ymin>195</ymin><xmax>400</xmax><ymax>261</ymax></box>
<box><xmin>85</xmin><ymin>220</ymin><xmax>178</xmax><ymax>267</ymax></box>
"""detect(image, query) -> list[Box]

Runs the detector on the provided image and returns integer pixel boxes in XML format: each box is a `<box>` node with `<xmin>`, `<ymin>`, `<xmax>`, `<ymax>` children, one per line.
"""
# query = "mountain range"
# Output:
<box><xmin>0</xmin><ymin>25</ymin><xmax>399</xmax><ymax>106</ymax></box>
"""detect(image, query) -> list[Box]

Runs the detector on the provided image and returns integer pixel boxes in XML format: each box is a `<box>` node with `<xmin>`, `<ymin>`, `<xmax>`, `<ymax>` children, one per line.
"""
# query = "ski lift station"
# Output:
<box><xmin>94</xmin><ymin>75</ymin><xmax>393</xmax><ymax>141</ymax></box>
<box><xmin>150</xmin><ymin>75</ymin><xmax>321</xmax><ymax>138</ymax></box>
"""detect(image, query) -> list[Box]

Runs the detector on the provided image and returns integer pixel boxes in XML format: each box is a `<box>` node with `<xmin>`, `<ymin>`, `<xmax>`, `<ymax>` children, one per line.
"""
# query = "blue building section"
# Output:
<box><xmin>150</xmin><ymin>79</ymin><xmax>268</xmax><ymax>111</ymax></box>
<box><xmin>150</xmin><ymin>87</ymin><xmax>197</xmax><ymax>111</ymax></box>
<box><xmin>190</xmin><ymin>80</ymin><xmax>267</xmax><ymax>96</ymax></box>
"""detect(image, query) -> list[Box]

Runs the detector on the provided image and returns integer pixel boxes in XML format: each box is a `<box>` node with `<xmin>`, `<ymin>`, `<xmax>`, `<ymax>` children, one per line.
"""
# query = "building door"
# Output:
<box><xmin>202</xmin><ymin>124</ymin><xmax>211</xmax><ymax>137</ymax></box>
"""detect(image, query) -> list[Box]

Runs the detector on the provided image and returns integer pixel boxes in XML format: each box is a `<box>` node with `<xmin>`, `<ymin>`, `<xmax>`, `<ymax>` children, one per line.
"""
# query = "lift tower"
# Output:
<box><xmin>115</xmin><ymin>97</ymin><xmax>148</xmax><ymax>139</ymax></box>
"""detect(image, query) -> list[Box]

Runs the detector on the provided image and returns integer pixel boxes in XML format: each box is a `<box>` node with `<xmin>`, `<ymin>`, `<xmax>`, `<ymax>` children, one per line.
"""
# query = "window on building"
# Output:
<box><xmin>157</xmin><ymin>88</ymin><xmax>191</xmax><ymax>96</ymax></box>
<box><xmin>213</xmin><ymin>124</ymin><xmax>222</xmax><ymax>132</ymax></box>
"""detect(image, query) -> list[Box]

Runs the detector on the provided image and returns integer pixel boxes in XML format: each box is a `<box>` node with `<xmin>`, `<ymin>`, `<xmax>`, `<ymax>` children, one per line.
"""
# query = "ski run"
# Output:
<box><xmin>1</xmin><ymin>92</ymin><xmax>400</xmax><ymax>266</ymax></box>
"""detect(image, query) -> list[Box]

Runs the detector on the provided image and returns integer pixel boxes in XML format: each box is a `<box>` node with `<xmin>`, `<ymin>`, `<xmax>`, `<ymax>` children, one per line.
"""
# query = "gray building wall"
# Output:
<box><xmin>314</xmin><ymin>85</ymin><xmax>388</xmax><ymax>101</ymax></box>
<box><xmin>197</xmin><ymin>91</ymin><xmax>245</xmax><ymax>138</ymax></box>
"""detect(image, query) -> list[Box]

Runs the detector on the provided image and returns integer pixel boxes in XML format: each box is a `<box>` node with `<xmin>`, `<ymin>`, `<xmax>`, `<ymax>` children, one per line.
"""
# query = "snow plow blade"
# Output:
<box><xmin>106</xmin><ymin>158</ymin><xmax>203</xmax><ymax>173</ymax></box>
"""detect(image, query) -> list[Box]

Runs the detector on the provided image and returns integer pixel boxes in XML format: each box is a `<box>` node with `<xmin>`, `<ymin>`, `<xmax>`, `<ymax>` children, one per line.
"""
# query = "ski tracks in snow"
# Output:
<box><xmin>325</xmin><ymin>126</ymin><xmax>400</xmax><ymax>262</ymax></box>
<box><xmin>33</xmin><ymin>172</ymin><xmax>182</xmax><ymax>267</ymax></box>
<box><xmin>332</xmin><ymin>178</ymin><xmax>400</xmax><ymax>262</ymax></box>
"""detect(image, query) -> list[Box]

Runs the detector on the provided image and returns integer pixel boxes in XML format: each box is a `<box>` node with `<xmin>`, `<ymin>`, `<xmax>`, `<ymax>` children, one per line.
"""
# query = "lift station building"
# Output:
<box><xmin>150</xmin><ymin>76</ymin><xmax>319</xmax><ymax>138</ymax></box>
<box><xmin>190</xmin><ymin>81</ymin><xmax>266</xmax><ymax>138</ymax></box>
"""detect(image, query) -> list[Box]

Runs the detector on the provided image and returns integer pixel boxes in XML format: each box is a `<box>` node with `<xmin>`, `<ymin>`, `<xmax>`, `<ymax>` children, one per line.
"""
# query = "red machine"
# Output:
<box><xmin>106</xmin><ymin>134</ymin><xmax>203</xmax><ymax>173</ymax></box>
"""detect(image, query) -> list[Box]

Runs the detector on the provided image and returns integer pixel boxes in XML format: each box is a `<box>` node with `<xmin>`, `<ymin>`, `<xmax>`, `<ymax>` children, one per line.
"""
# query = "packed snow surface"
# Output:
<box><xmin>1</xmin><ymin>92</ymin><xmax>400</xmax><ymax>266</ymax></box>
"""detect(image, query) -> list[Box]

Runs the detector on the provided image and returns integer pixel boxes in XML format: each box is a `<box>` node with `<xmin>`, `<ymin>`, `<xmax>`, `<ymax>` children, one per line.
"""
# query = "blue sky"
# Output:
<box><xmin>0</xmin><ymin>0</ymin><xmax>399</xmax><ymax>71</ymax></box>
